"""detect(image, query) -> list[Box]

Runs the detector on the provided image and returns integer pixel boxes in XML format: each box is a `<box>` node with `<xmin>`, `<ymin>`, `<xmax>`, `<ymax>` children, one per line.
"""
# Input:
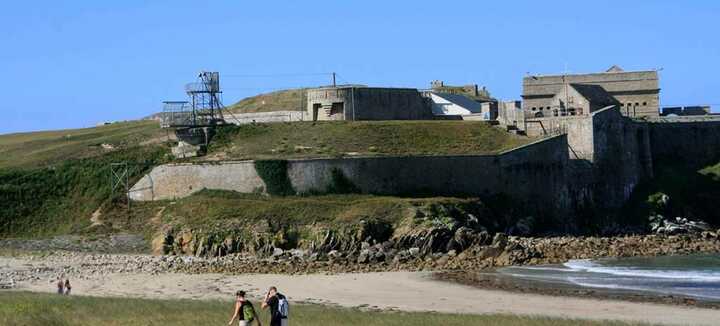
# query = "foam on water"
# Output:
<box><xmin>499</xmin><ymin>255</ymin><xmax>720</xmax><ymax>300</ymax></box>
<box><xmin>563</xmin><ymin>259</ymin><xmax>720</xmax><ymax>282</ymax></box>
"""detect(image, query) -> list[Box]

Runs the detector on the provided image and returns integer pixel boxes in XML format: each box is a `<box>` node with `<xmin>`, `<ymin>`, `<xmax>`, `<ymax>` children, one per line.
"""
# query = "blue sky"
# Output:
<box><xmin>1</xmin><ymin>0</ymin><xmax>719</xmax><ymax>134</ymax></box>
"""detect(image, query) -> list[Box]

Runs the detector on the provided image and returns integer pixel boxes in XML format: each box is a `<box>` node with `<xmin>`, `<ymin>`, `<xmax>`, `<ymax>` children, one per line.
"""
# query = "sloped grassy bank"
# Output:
<box><xmin>0</xmin><ymin>145</ymin><xmax>168</xmax><ymax>237</ymax></box>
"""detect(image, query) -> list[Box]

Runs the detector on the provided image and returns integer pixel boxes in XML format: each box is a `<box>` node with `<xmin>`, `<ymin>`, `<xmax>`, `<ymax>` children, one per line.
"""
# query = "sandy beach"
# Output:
<box><xmin>2</xmin><ymin>255</ymin><xmax>719</xmax><ymax>326</ymax></box>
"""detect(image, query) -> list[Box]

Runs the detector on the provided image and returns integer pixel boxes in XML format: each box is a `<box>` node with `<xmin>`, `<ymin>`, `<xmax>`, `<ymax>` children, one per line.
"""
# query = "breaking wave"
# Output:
<box><xmin>563</xmin><ymin>259</ymin><xmax>720</xmax><ymax>282</ymax></box>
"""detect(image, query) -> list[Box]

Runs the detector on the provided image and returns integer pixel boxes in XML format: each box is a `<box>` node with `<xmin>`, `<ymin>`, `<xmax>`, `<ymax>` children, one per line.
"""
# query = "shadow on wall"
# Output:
<box><xmin>622</xmin><ymin>160</ymin><xmax>720</xmax><ymax>228</ymax></box>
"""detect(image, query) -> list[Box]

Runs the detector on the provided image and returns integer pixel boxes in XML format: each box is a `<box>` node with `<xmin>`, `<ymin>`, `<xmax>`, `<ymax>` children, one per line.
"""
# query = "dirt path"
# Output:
<box><xmin>3</xmin><ymin>253</ymin><xmax>716</xmax><ymax>326</ymax></box>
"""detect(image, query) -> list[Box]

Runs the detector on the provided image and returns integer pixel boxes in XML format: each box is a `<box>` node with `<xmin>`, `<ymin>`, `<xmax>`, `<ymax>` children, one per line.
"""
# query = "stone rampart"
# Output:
<box><xmin>648</xmin><ymin>120</ymin><xmax>720</xmax><ymax>167</ymax></box>
<box><xmin>130</xmin><ymin>135</ymin><xmax>570</xmax><ymax>216</ymax></box>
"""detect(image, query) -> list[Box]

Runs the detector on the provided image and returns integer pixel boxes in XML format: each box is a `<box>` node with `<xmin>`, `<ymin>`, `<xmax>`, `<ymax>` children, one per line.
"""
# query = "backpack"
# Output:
<box><xmin>242</xmin><ymin>302</ymin><xmax>255</xmax><ymax>322</ymax></box>
<box><xmin>277</xmin><ymin>295</ymin><xmax>289</xmax><ymax>319</ymax></box>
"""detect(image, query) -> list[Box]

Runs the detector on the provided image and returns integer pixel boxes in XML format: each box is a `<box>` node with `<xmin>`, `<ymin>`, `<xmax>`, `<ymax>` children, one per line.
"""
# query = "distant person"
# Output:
<box><xmin>228</xmin><ymin>290</ymin><xmax>260</xmax><ymax>326</ymax></box>
<box><xmin>64</xmin><ymin>279</ymin><xmax>72</xmax><ymax>295</ymax></box>
<box><xmin>262</xmin><ymin>286</ymin><xmax>289</xmax><ymax>326</ymax></box>
<box><xmin>56</xmin><ymin>277</ymin><xmax>64</xmax><ymax>295</ymax></box>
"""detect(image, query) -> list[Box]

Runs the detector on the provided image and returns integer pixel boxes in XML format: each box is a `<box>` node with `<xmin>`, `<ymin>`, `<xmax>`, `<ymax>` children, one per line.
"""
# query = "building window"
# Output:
<box><xmin>635</xmin><ymin>102</ymin><xmax>640</xmax><ymax>106</ymax></box>
<box><xmin>532</xmin><ymin>107</ymin><xmax>536</xmax><ymax>111</ymax></box>
<box><xmin>643</xmin><ymin>102</ymin><xmax>647</xmax><ymax>106</ymax></box>
<box><xmin>620</xmin><ymin>103</ymin><xmax>624</xmax><ymax>107</ymax></box>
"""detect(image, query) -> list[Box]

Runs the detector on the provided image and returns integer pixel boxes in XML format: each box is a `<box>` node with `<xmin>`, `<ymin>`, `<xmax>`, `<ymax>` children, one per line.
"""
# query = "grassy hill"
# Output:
<box><xmin>227</xmin><ymin>88</ymin><xmax>305</xmax><ymax>113</ymax></box>
<box><xmin>0</xmin><ymin>121</ymin><xmax>170</xmax><ymax>237</ymax></box>
<box><xmin>207</xmin><ymin>121</ymin><xmax>533</xmax><ymax>160</ymax></box>
<box><xmin>0</xmin><ymin>121</ymin><xmax>167</xmax><ymax>170</ymax></box>
<box><xmin>0</xmin><ymin>119</ymin><xmax>533</xmax><ymax>239</ymax></box>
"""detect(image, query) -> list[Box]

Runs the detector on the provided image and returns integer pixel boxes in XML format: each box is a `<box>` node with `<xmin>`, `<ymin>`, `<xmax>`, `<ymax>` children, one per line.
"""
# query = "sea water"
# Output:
<box><xmin>498</xmin><ymin>255</ymin><xmax>720</xmax><ymax>300</ymax></box>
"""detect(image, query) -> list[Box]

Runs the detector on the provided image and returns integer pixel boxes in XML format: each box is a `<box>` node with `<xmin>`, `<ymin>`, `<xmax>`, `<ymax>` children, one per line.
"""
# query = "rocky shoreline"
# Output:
<box><xmin>2</xmin><ymin>232</ymin><xmax>719</xmax><ymax>281</ymax></box>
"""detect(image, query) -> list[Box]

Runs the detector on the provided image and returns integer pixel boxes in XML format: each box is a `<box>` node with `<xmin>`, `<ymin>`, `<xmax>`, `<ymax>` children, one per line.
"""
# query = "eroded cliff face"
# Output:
<box><xmin>151</xmin><ymin>201</ymin><xmax>497</xmax><ymax>259</ymax></box>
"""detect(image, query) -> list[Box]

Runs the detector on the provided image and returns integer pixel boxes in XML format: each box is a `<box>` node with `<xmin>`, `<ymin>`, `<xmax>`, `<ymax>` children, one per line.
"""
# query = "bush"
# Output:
<box><xmin>254</xmin><ymin>160</ymin><xmax>295</xmax><ymax>196</ymax></box>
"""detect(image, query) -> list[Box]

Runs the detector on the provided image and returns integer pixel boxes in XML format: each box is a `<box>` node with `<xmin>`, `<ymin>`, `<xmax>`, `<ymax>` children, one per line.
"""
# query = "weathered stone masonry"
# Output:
<box><xmin>130</xmin><ymin>135</ymin><xmax>572</xmax><ymax>220</ymax></box>
<box><xmin>130</xmin><ymin>107</ymin><xmax>720</xmax><ymax>231</ymax></box>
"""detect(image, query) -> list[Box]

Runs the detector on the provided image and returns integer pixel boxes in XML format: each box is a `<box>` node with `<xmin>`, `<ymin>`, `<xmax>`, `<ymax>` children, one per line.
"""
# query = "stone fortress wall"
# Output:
<box><xmin>131</xmin><ymin>104</ymin><xmax>720</xmax><ymax>229</ymax></box>
<box><xmin>130</xmin><ymin>135</ymin><xmax>572</xmax><ymax>219</ymax></box>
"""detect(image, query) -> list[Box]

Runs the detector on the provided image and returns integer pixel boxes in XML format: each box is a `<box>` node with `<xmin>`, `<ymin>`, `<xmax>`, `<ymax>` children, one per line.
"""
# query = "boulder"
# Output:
<box><xmin>151</xmin><ymin>231</ymin><xmax>173</xmax><ymax>256</ymax></box>
<box><xmin>357</xmin><ymin>249</ymin><xmax>370</xmax><ymax>264</ymax></box>
<box><xmin>272</xmin><ymin>248</ymin><xmax>285</xmax><ymax>257</ymax></box>
<box><xmin>491</xmin><ymin>233</ymin><xmax>508</xmax><ymax>249</ymax></box>
<box><xmin>408</xmin><ymin>247</ymin><xmax>421</xmax><ymax>258</ymax></box>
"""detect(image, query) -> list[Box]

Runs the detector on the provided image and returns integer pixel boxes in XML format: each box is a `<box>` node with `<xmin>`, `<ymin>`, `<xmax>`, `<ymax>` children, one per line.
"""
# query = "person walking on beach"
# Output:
<box><xmin>64</xmin><ymin>279</ymin><xmax>72</xmax><ymax>295</ymax></box>
<box><xmin>228</xmin><ymin>290</ymin><xmax>260</xmax><ymax>326</ymax></box>
<box><xmin>262</xmin><ymin>286</ymin><xmax>289</xmax><ymax>326</ymax></box>
<box><xmin>56</xmin><ymin>277</ymin><xmax>64</xmax><ymax>295</ymax></box>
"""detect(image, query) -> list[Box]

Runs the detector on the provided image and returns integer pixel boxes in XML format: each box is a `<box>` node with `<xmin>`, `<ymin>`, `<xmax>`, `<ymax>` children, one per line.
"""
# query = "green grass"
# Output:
<box><xmin>0</xmin><ymin>292</ymin><xmax>650</xmax><ymax>326</ymax></box>
<box><xmin>228</xmin><ymin>88</ymin><xmax>306</xmax><ymax>113</ymax></box>
<box><xmin>0</xmin><ymin>145</ymin><xmax>168</xmax><ymax>237</ymax></box>
<box><xmin>0</xmin><ymin>121</ymin><xmax>172</xmax><ymax>238</ymax></box>
<box><xmin>622</xmin><ymin>159</ymin><xmax>720</xmax><ymax>228</ymax></box>
<box><xmin>209</xmin><ymin>120</ymin><xmax>533</xmax><ymax>160</ymax></box>
<box><xmin>157</xmin><ymin>191</ymin><xmax>478</xmax><ymax>227</ymax></box>
<box><xmin>0</xmin><ymin>121</ymin><xmax>167</xmax><ymax>169</ymax></box>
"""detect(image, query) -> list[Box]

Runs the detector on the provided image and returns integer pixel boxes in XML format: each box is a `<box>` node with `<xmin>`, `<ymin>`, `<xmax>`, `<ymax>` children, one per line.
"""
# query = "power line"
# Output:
<box><xmin>223</xmin><ymin>72</ymin><xmax>333</xmax><ymax>78</ymax></box>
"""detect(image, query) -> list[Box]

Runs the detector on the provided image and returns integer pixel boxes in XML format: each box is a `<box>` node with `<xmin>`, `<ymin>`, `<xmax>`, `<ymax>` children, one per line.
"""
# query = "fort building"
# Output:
<box><xmin>306</xmin><ymin>85</ymin><xmax>432</xmax><ymax>121</ymax></box>
<box><xmin>522</xmin><ymin>65</ymin><xmax>660</xmax><ymax>119</ymax></box>
<box><xmin>425</xmin><ymin>81</ymin><xmax>498</xmax><ymax>119</ymax></box>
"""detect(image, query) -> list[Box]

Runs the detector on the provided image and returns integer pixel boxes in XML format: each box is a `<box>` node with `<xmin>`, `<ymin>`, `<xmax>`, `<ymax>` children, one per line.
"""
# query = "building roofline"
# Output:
<box><xmin>308</xmin><ymin>85</ymin><xmax>420</xmax><ymax>91</ymax></box>
<box><xmin>524</xmin><ymin>69</ymin><xmax>658</xmax><ymax>80</ymax></box>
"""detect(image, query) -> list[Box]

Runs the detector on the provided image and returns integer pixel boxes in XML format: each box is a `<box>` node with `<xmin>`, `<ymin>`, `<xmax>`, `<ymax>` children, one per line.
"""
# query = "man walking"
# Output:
<box><xmin>261</xmin><ymin>286</ymin><xmax>288</xmax><ymax>326</ymax></box>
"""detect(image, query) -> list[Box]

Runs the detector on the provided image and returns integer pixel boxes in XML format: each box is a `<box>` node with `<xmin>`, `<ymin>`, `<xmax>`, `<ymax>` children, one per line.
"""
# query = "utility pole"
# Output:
<box><xmin>332</xmin><ymin>72</ymin><xmax>336</xmax><ymax>87</ymax></box>
<box><xmin>110</xmin><ymin>162</ymin><xmax>131</xmax><ymax>211</ymax></box>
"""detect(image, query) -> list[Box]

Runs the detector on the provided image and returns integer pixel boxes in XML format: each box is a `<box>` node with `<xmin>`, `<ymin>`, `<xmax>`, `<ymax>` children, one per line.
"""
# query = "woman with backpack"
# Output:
<box><xmin>228</xmin><ymin>290</ymin><xmax>260</xmax><ymax>326</ymax></box>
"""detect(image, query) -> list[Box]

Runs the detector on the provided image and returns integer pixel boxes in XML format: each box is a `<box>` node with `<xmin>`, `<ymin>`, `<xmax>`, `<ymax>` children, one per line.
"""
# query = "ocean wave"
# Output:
<box><xmin>563</xmin><ymin>259</ymin><xmax>720</xmax><ymax>282</ymax></box>
<box><xmin>567</xmin><ymin>277</ymin><xmax>720</xmax><ymax>300</ymax></box>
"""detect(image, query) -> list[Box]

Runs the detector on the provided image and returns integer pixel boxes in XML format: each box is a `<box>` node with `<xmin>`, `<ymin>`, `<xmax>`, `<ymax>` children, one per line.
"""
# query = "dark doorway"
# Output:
<box><xmin>330</xmin><ymin>102</ymin><xmax>344</xmax><ymax>119</ymax></box>
<box><xmin>312</xmin><ymin>103</ymin><xmax>321</xmax><ymax>121</ymax></box>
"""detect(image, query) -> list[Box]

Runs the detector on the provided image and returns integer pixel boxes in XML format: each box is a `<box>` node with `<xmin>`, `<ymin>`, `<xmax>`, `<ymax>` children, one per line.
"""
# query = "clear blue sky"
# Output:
<box><xmin>2</xmin><ymin>0</ymin><xmax>719</xmax><ymax>134</ymax></box>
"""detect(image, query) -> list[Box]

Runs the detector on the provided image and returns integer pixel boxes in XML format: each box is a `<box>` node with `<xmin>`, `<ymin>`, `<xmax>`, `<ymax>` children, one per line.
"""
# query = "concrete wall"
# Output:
<box><xmin>225</xmin><ymin>111</ymin><xmax>306</xmax><ymax>124</ymax></box>
<box><xmin>129</xmin><ymin>161</ymin><xmax>265</xmax><ymax>201</ymax></box>
<box><xmin>590</xmin><ymin>107</ymin><xmax>653</xmax><ymax>205</ymax></box>
<box><xmin>648</xmin><ymin>120</ymin><xmax>720</xmax><ymax>167</ymax></box>
<box><xmin>130</xmin><ymin>135</ymin><xmax>571</xmax><ymax>216</ymax></box>
<box><xmin>306</xmin><ymin>86</ymin><xmax>432</xmax><ymax>121</ymax></box>
<box><xmin>524</xmin><ymin>115</ymin><xmax>593</xmax><ymax>161</ymax></box>
<box><xmin>522</xmin><ymin>106</ymin><xmax>653</xmax><ymax>213</ymax></box>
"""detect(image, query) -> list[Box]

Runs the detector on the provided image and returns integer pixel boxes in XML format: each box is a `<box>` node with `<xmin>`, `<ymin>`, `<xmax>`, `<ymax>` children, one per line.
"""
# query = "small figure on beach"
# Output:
<box><xmin>262</xmin><ymin>286</ymin><xmax>289</xmax><ymax>326</ymax></box>
<box><xmin>228</xmin><ymin>290</ymin><xmax>260</xmax><ymax>326</ymax></box>
<box><xmin>64</xmin><ymin>279</ymin><xmax>72</xmax><ymax>295</ymax></box>
<box><xmin>56</xmin><ymin>277</ymin><xmax>64</xmax><ymax>295</ymax></box>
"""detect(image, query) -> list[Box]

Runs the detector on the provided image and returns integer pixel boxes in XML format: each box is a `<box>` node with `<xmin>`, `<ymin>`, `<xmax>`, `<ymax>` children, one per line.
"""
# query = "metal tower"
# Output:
<box><xmin>161</xmin><ymin>71</ymin><xmax>226</xmax><ymax>128</ymax></box>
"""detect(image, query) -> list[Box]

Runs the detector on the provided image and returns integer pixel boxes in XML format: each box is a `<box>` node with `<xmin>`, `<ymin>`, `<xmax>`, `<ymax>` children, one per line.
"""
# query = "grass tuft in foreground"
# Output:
<box><xmin>0</xmin><ymin>292</ymin><xmax>651</xmax><ymax>326</ymax></box>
